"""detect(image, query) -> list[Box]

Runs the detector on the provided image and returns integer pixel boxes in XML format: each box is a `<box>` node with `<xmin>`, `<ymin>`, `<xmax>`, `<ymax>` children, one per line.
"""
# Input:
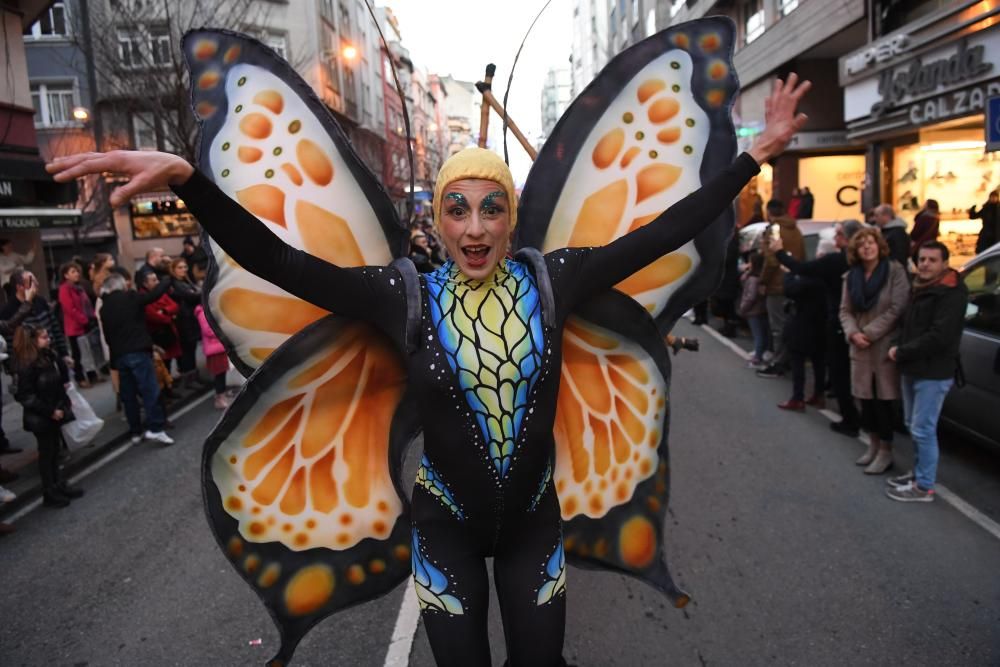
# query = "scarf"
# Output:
<box><xmin>848</xmin><ymin>259</ymin><xmax>888</xmax><ymax>313</ymax></box>
<box><xmin>912</xmin><ymin>267</ymin><xmax>958</xmax><ymax>292</ymax></box>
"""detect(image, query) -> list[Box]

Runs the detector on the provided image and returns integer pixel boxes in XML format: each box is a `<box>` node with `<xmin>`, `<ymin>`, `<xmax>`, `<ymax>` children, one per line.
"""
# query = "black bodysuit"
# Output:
<box><xmin>174</xmin><ymin>151</ymin><xmax>759</xmax><ymax>666</ymax></box>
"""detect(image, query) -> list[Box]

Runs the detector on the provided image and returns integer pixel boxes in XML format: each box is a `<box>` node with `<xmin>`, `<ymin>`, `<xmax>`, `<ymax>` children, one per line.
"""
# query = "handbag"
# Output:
<box><xmin>61</xmin><ymin>383</ymin><xmax>104</xmax><ymax>448</ymax></box>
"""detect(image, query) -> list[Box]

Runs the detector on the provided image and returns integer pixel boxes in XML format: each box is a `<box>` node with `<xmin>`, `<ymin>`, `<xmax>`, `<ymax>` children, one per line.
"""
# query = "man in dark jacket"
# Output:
<box><xmin>772</xmin><ymin>219</ymin><xmax>864</xmax><ymax>432</ymax></box>
<box><xmin>99</xmin><ymin>270</ymin><xmax>174</xmax><ymax>445</ymax></box>
<box><xmin>757</xmin><ymin>199</ymin><xmax>806</xmax><ymax>378</ymax></box>
<box><xmin>873</xmin><ymin>204</ymin><xmax>911</xmax><ymax>269</ymax></box>
<box><xmin>886</xmin><ymin>241</ymin><xmax>968</xmax><ymax>503</ymax></box>
<box><xmin>969</xmin><ymin>191</ymin><xmax>1000</xmax><ymax>254</ymax></box>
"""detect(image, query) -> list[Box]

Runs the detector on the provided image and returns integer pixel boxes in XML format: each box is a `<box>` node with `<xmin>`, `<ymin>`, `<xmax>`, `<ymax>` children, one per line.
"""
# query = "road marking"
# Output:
<box><xmin>383</xmin><ymin>581</ymin><xmax>420</xmax><ymax>666</ymax></box>
<box><xmin>693</xmin><ymin>318</ymin><xmax>1000</xmax><ymax>542</ymax></box>
<box><xmin>5</xmin><ymin>391</ymin><xmax>214</xmax><ymax>524</ymax></box>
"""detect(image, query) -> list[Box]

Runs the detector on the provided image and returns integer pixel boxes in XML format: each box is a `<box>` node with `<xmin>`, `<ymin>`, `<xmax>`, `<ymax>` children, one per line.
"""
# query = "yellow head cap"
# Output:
<box><xmin>432</xmin><ymin>147</ymin><xmax>517</xmax><ymax>230</ymax></box>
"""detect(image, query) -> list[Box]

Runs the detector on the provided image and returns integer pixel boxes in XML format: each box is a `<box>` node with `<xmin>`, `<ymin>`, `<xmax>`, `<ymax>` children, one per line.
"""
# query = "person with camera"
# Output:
<box><xmin>756</xmin><ymin>199</ymin><xmax>805</xmax><ymax>378</ymax></box>
<box><xmin>969</xmin><ymin>191</ymin><xmax>1000</xmax><ymax>255</ymax></box>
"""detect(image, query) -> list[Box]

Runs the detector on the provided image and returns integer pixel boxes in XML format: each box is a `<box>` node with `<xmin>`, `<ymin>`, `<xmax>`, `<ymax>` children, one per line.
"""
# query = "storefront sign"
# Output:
<box><xmin>907</xmin><ymin>78</ymin><xmax>1000</xmax><ymax>124</ymax></box>
<box><xmin>845</xmin><ymin>34</ymin><xmax>912</xmax><ymax>76</ymax></box>
<box><xmin>0</xmin><ymin>208</ymin><xmax>81</xmax><ymax>230</ymax></box>
<box><xmin>786</xmin><ymin>131</ymin><xmax>853</xmax><ymax>151</ymax></box>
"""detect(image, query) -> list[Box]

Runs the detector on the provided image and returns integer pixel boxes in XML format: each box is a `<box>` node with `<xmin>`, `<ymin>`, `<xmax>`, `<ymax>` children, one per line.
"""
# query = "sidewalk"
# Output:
<box><xmin>0</xmin><ymin>371</ymin><xmax>218</xmax><ymax>519</ymax></box>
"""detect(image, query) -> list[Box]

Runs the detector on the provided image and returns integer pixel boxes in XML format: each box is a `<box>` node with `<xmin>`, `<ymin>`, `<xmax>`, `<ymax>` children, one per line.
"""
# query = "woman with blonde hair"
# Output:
<box><xmin>839</xmin><ymin>227</ymin><xmax>909</xmax><ymax>474</ymax></box>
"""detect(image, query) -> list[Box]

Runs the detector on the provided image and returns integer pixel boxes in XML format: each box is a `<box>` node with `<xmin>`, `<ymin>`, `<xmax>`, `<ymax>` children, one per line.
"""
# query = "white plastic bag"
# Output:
<box><xmin>62</xmin><ymin>383</ymin><xmax>104</xmax><ymax>448</ymax></box>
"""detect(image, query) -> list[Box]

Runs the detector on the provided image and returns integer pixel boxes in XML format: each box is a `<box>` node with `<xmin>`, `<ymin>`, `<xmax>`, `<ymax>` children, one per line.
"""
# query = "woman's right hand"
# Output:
<box><xmin>46</xmin><ymin>151</ymin><xmax>194</xmax><ymax>207</ymax></box>
<box><xmin>850</xmin><ymin>332</ymin><xmax>871</xmax><ymax>349</ymax></box>
<box><xmin>52</xmin><ymin>409</ymin><xmax>64</xmax><ymax>421</ymax></box>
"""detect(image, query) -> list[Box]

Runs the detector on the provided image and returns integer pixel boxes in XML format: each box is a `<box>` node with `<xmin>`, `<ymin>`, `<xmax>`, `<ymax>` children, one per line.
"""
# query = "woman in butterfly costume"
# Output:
<box><xmin>50</xmin><ymin>22</ymin><xmax>808</xmax><ymax>667</ymax></box>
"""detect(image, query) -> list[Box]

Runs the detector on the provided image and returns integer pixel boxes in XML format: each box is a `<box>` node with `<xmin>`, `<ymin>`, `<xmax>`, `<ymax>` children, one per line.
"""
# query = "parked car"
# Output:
<box><xmin>941</xmin><ymin>242</ymin><xmax>1000</xmax><ymax>447</ymax></box>
<box><xmin>738</xmin><ymin>220</ymin><xmax>837</xmax><ymax>259</ymax></box>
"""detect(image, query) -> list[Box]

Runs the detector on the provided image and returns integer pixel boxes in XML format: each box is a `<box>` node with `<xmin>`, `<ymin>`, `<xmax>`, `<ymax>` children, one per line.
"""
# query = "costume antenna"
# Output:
<box><xmin>502</xmin><ymin>0</ymin><xmax>553</xmax><ymax>165</ymax></box>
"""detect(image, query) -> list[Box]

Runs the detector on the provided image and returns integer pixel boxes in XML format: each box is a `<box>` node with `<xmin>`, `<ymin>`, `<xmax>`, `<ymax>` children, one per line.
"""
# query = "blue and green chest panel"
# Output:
<box><xmin>425</xmin><ymin>259</ymin><xmax>545</xmax><ymax>478</ymax></box>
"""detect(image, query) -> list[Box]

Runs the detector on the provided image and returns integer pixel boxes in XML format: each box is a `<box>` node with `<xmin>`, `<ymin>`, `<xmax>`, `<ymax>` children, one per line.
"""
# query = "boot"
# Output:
<box><xmin>856</xmin><ymin>436</ymin><xmax>878</xmax><ymax>466</ymax></box>
<box><xmin>57</xmin><ymin>482</ymin><xmax>85</xmax><ymax>499</ymax></box>
<box><xmin>864</xmin><ymin>444</ymin><xmax>893</xmax><ymax>475</ymax></box>
<box><xmin>43</xmin><ymin>491</ymin><xmax>71</xmax><ymax>508</ymax></box>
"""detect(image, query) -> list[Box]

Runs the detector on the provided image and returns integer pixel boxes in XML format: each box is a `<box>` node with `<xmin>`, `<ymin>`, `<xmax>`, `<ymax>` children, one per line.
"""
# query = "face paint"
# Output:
<box><xmin>444</xmin><ymin>192</ymin><xmax>469</xmax><ymax>215</ymax></box>
<box><xmin>480</xmin><ymin>191</ymin><xmax>507</xmax><ymax>216</ymax></box>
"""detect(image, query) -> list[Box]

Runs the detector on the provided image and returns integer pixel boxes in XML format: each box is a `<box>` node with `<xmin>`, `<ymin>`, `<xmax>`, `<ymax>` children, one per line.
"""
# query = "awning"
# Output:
<box><xmin>0</xmin><ymin>155</ymin><xmax>78</xmax><ymax>207</ymax></box>
<box><xmin>0</xmin><ymin>208</ymin><xmax>82</xmax><ymax>230</ymax></box>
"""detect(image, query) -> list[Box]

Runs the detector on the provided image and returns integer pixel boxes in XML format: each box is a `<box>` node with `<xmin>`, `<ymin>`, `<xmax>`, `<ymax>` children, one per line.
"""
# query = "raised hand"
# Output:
<box><xmin>748</xmin><ymin>73</ymin><xmax>811</xmax><ymax>165</ymax></box>
<box><xmin>46</xmin><ymin>151</ymin><xmax>195</xmax><ymax>208</ymax></box>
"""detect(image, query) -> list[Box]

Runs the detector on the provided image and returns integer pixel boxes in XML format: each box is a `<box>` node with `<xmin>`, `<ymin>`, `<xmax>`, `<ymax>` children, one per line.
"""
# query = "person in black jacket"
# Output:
<box><xmin>167</xmin><ymin>257</ymin><xmax>203</xmax><ymax>386</ymax></box>
<box><xmin>886</xmin><ymin>241</ymin><xmax>969</xmax><ymax>503</ymax></box>
<box><xmin>969</xmin><ymin>191</ymin><xmax>1000</xmax><ymax>255</ymax></box>
<box><xmin>872</xmin><ymin>204</ymin><xmax>911</xmax><ymax>269</ymax></box>
<box><xmin>12</xmin><ymin>324</ymin><xmax>84</xmax><ymax>507</ymax></box>
<box><xmin>98</xmin><ymin>271</ymin><xmax>174</xmax><ymax>445</ymax></box>
<box><xmin>771</xmin><ymin>220</ymin><xmax>864</xmax><ymax>433</ymax></box>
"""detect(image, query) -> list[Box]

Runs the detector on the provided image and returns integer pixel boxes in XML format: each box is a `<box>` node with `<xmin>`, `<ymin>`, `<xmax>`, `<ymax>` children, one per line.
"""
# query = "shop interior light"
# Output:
<box><xmin>920</xmin><ymin>140</ymin><xmax>986</xmax><ymax>152</ymax></box>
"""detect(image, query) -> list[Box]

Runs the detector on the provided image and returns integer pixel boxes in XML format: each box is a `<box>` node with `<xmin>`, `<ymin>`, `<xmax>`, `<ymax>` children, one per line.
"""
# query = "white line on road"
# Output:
<box><xmin>692</xmin><ymin>317</ymin><xmax>1000</xmax><ymax>542</ymax></box>
<box><xmin>383</xmin><ymin>581</ymin><xmax>420</xmax><ymax>667</ymax></box>
<box><xmin>5</xmin><ymin>391</ymin><xmax>214</xmax><ymax>524</ymax></box>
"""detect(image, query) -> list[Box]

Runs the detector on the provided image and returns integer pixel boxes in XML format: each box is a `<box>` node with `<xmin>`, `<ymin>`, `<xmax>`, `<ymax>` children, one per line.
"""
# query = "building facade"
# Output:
<box><xmin>540</xmin><ymin>66</ymin><xmax>572</xmax><ymax>138</ymax></box>
<box><xmin>569</xmin><ymin>0</ymin><xmax>611</xmax><ymax>97</ymax></box>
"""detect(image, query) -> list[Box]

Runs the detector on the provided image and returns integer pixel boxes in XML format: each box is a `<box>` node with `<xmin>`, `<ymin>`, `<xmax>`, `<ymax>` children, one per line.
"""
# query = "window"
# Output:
<box><xmin>132</xmin><ymin>111</ymin><xmax>157</xmax><ymax>151</ymax></box>
<box><xmin>744</xmin><ymin>0</ymin><xmax>765</xmax><ymax>44</ymax></box>
<box><xmin>263</xmin><ymin>32</ymin><xmax>287</xmax><ymax>60</ymax></box>
<box><xmin>118</xmin><ymin>30</ymin><xmax>142</xmax><ymax>68</ymax></box>
<box><xmin>149</xmin><ymin>26</ymin><xmax>171</xmax><ymax>66</ymax></box>
<box><xmin>669</xmin><ymin>0</ymin><xmax>684</xmax><ymax>18</ymax></box>
<box><xmin>24</xmin><ymin>2</ymin><xmax>68</xmax><ymax>38</ymax></box>
<box><xmin>631</xmin><ymin>0</ymin><xmax>639</xmax><ymax>23</ymax></box>
<box><xmin>30</xmin><ymin>82</ymin><xmax>76</xmax><ymax>126</ymax></box>
<box><xmin>779</xmin><ymin>0</ymin><xmax>799</xmax><ymax>16</ymax></box>
<box><xmin>963</xmin><ymin>257</ymin><xmax>1000</xmax><ymax>336</ymax></box>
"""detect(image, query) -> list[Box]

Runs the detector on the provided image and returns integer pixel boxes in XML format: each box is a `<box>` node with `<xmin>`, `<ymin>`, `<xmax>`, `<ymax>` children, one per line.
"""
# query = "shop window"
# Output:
<box><xmin>130</xmin><ymin>193</ymin><xmax>199</xmax><ymax>240</ymax></box>
<box><xmin>779</xmin><ymin>0</ymin><xmax>799</xmax><ymax>16</ymax></box>
<box><xmin>30</xmin><ymin>82</ymin><xmax>77</xmax><ymax>126</ymax></box>
<box><xmin>149</xmin><ymin>26</ymin><xmax>172</xmax><ymax>66</ymax></box>
<box><xmin>24</xmin><ymin>2</ymin><xmax>68</xmax><ymax>38</ymax></box>
<box><xmin>962</xmin><ymin>257</ymin><xmax>1000</xmax><ymax>336</ymax></box>
<box><xmin>132</xmin><ymin>111</ymin><xmax>158</xmax><ymax>151</ymax></box>
<box><xmin>744</xmin><ymin>0</ymin><xmax>765</xmax><ymax>44</ymax></box>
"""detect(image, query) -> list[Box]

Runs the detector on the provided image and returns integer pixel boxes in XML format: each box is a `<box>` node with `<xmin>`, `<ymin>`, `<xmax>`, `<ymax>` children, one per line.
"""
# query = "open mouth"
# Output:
<box><xmin>461</xmin><ymin>244</ymin><xmax>491</xmax><ymax>268</ymax></box>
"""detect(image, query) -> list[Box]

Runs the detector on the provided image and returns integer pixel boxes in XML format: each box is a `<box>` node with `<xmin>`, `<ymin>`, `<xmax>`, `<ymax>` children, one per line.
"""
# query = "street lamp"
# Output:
<box><xmin>72</xmin><ymin>106</ymin><xmax>90</xmax><ymax>122</ymax></box>
<box><xmin>342</xmin><ymin>44</ymin><xmax>358</xmax><ymax>61</ymax></box>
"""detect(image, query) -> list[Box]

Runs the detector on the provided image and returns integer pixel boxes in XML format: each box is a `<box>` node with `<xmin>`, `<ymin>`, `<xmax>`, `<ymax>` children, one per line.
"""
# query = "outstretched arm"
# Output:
<box><xmin>555</xmin><ymin>74</ymin><xmax>810</xmax><ymax>305</ymax></box>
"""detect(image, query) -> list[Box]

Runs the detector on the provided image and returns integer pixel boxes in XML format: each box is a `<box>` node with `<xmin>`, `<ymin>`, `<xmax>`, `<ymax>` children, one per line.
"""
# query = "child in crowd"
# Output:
<box><xmin>195</xmin><ymin>304</ymin><xmax>230</xmax><ymax>409</ymax></box>
<box><xmin>738</xmin><ymin>251</ymin><xmax>769</xmax><ymax>368</ymax></box>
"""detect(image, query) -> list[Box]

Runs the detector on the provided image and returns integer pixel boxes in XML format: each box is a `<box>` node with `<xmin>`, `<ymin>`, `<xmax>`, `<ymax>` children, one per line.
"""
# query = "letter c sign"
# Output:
<box><xmin>837</xmin><ymin>185</ymin><xmax>859</xmax><ymax>207</ymax></box>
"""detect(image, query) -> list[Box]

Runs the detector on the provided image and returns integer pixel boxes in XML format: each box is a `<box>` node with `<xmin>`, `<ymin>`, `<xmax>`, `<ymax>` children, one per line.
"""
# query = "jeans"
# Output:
<box><xmin>901</xmin><ymin>375</ymin><xmax>953</xmax><ymax>491</ymax></box>
<box><xmin>765</xmin><ymin>295</ymin><xmax>789</xmax><ymax>367</ymax></box>
<box><xmin>747</xmin><ymin>314</ymin><xmax>769</xmax><ymax>360</ymax></box>
<box><xmin>35</xmin><ymin>428</ymin><xmax>63</xmax><ymax>495</ymax></box>
<box><xmin>117</xmin><ymin>351</ymin><xmax>164</xmax><ymax>433</ymax></box>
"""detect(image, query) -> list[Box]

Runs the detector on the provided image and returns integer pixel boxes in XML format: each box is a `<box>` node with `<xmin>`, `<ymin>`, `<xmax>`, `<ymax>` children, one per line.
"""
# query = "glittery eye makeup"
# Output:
<box><xmin>444</xmin><ymin>192</ymin><xmax>469</xmax><ymax>216</ymax></box>
<box><xmin>481</xmin><ymin>191</ymin><xmax>507</xmax><ymax>214</ymax></box>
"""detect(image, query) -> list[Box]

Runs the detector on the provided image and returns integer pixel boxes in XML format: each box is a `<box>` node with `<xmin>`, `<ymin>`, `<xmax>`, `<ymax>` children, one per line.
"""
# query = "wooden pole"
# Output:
<box><xmin>475</xmin><ymin>83</ymin><xmax>538</xmax><ymax>161</ymax></box>
<box><xmin>477</xmin><ymin>64</ymin><xmax>495</xmax><ymax>148</ymax></box>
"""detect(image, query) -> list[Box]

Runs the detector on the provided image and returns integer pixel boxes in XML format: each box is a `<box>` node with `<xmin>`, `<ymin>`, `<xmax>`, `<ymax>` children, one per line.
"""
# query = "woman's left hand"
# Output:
<box><xmin>748</xmin><ymin>73</ymin><xmax>811</xmax><ymax>164</ymax></box>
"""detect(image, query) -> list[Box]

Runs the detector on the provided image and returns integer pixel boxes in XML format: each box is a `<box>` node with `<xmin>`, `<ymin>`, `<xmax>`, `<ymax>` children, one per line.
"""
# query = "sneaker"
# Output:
<box><xmin>886</xmin><ymin>483</ymin><xmax>934</xmax><ymax>503</ymax></box>
<box><xmin>886</xmin><ymin>471</ymin><xmax>915</xmax><ymax>489</ymax></box>
<box><xmin>755</xmin><ymin>364</ymin><xmax>785</xmax><ymax>379</ymax></box>
<box><xmin>130</xmin><ymin>434</ymin><xmax>143</xmax><ymax>445</ymax></box>
<box><xmin>144</xmin><ymin>430</ymin><xmax>174</xmax><ymax>445</ymax></box>
<box><xmin>746</xmin><ymin>357</ymin><xmax>765</xmax><ymax>369</ymax></box>
<box><xmin>213</xmin><ymin>394</ymin><xmax>231</xmax><ymax>410</ymax></box>
<box><xmin>0</xmin><ymin>485</ymin><xmax>15</xmax><ymax>503</ymax></box>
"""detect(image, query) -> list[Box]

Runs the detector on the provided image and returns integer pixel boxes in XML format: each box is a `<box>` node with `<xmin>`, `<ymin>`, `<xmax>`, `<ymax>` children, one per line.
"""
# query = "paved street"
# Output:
<box><xmin>2</xmin><ymin>320</ymin><xmax>998</xmax><ymax>666</ymax></box>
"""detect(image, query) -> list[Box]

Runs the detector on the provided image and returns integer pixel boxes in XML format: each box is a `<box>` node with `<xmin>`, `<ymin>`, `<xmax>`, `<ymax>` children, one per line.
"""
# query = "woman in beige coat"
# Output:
<box><xmin>839</xmin><ymin>228</ymin><xmax>909</xmax><ymax>474</ymax></box>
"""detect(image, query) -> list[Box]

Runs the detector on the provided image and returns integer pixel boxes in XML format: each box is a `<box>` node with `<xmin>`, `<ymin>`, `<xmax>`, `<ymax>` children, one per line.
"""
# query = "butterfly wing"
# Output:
<box><xmin>553</xmin><ymin>293</ymin><xmax>687</xmax><ymax>605</ymax></box>
<box><xmin>182</xmin><ymin>29</ymin><xmax>406</xmax><ymax>375</ymax></box>
<box><xmin>204</xmin><ymin>314</ymin><xmax>420</xmax><ymax>665</ymax></box>
<box><xmin>516</xmin><ymin>17</ymin><xmax>739</xmax><ymax>333</ymax></box>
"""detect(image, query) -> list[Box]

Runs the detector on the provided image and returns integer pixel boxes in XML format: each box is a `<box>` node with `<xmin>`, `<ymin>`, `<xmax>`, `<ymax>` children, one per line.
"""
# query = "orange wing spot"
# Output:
<box><xmin>251</xmin><ymin>447</ymin><xmax>296</xmax><ymax>506</ymax></box>
<box><xmin>648</xmin><ymin>98</ymin><xmax>680</xmax><ymax>124</ymax></box>
<box><xmin>609</xmin><ymin>366</ymin><xmax>649</xmax><ymax>414</ymax></box>
<box><xmin>193</xmin><ymin>39</ymin><xmax>218</xmax><ymax>60</ymax></box>
<box><xmin>555</xmin><ymin>388</ymin><xmax>589</xmax><ymax>484</ymax></box>
<box><xmin>619</xmin><ymin>146</ymin><xmax>641</xmax><ymax>169</ymax></box>
<box><xmin>599</xmin><ymin>479</ymin><xmax>608</xmax><ymax>490</ymax></box>
<box><xmin>294</xmin><ymin>533</ymin><xmax>309</xmax><ymax>546</ymax></box>
<box><xmin>296</xmin><ymin>200</ymin><xmax>366</xmax><ymax>267</ymax></box>
<box><xmin>637</xmin><ymin>79</ymin><xmax>666</xmax><ymax>104</ymax></box>
<box><xmin>646</xmin><ymin>496</ymin><xmax>662</xmax><ymax>513</ymax></box>
<box><xmin>611</xmin><ymin>468</ymin><xmax>619</xmax><ymax>482</ymax></box>
<box><xmin>556</xmin><ymin>479</ymin><xmax>566</xmax><ymax>493</ymax></box>
<box><xmin>639</xmin><ymin>459</ymin><xmax>653</xmax><ymax>476</ymax></box>
<box><xmin>625</xmin><ymin>468</ymin><xmax>634</xmax><ymax>481</ymax></box>
<box><xmin>632</xmin><ymin>451</ymin><xmax>640</xmax><ymax>462</ymax></box>
<box><xmin>393</xmin><ymin>544</ymin><xmax>411</xmax><ymax>561</ymax></box>
<box><xmin>699</xmin><ymin>33</ymin><xmax>721</xmax><ymax>52</ymax></box>
<box><xmin>342</xmin><ymin>343</ymin><xmax>406</xmax><ymax>507</ymax></box>
<box><xmin>649</xmin><ymin>430</ymin><xmax>660</xmax><ymax>448</ymax></box>
<box><xmin>238</xmin><ymin>484</ymin><xmax>247</xmax><ymax>492</ymax></box>
<box><xmin>590</xmin><ymin>414</ymin><xmax>611</xmax><ymax>475</ymax></box>
<box><xmin>281</xmin><ymin>163</ymin><xmax>304</xmax><ymax>186</ymax></box>
<box><xmin>235</xmin><ymin>184</ymin><xmax>285</xmax><ymax>227</ymax></box>
<box><xmin>227</xmin><ymin>536</ymin><xmax>244</xmax><ymax>558</ymax></box>
<box><xmin>279</xmin><ymin>466</ymin><xmax>307</xmax><ymax>515</ymax></box>
<box><xmin>253</xmin><ymin>90</ymin><xmax>284</xmax><ymax>114</ymax></box>
<box><xmin>284</xmin><ymin>565</ymin><xmax>335</xmax><ymax>616</ymax></box>
<box><xmin>309</xmin><ymin>447</ymin><xmax>339</xmax><ymax>513</ymax></box>
<box><xmin>238</xmin><ymin>146</ymin><xmax>263</xmax><ymax>163</ymax></box>
<box><xmin>592</xmin><ymin>128</ymin><xmax>625</xmax><ymax>169</ymax></box>
<box><xmin>244</xmin><ymin>396</ymin><xmax>301</xmax><ymax>448</ymax></box>
<box><xmin>339</xmin><ymin>514</ymin><xmax>352</xmax><ymax>525</ymax></box>
<box><xmin>562</xmin><ymin>495</ymin><xmax>579</xmax><ymax>516</ymax></box>
<box><xmin>289</xmin><ymin>331</ymin><xmax>360</xmax><ymax>389</ymax></box>
<box><xmin>251</xmin><ymin>506</ymin><xmax>262</xmax><ymax>515</ymax></box>
<box><xmin>609</xmin><ymin>354</ymin><xmax>649</xmax><ymax>384</ymax></box>
<box><xmin>197</xmin><ymin>70</ymin><xmax>221</xmax><ymax>90</ymax></box>
<box><xmin>636</xmin><ymin>164</ymin><xmax>682</xmax><ymax>204</ymax></box>
<box><xmin>706</xmin><ymin>89</ymin><xmax>725</xmax><ymax>108</ymax></box>
<box><xmin>368</xmin><ymin>559</ymin><xmax>386</xmax><ymax>574</ymax></box>
<box><xmin>226</xmin><ymin>496</ymin><xmax>243</xmax><ymax>511</ymax></box>
<box><xmin>245</xmin><ymin>554</ymin><xmax>261</xmax><ymax>574</ymax></box>
<box><xmin>244</xmin><ymin>406</ymin><xmax>303</xmax><ymax>479</ymax></box>
<box><xmin>671</xmin><ymin>34</ymin><xmax>690</xmax><ymax>48</ymax></box>
<box><xmin>301</xmin><ymin>348</ymin><xmax>363</xmax><ymax>458</ymax></box>
<box><xmin>347</xmin><ymin>564</ymin><xmax>366</xmax><ymax>585</ymax></box>
<box><xmin>229</xmin><ymin>456</ymin><xmax>238</xmax><ymax>465</ymax></box>
<box><xmin>337</xmin><ymin>533</ymin><xmax>350</xmax><ymax>545</ymax></box>
<box><xmin>297</xmin><ymin>139</ymin><xmax>334</xmax><ymax>185</ymax></box>
<box><xmin>377</xmin><ymin>501</ymin><xmax>389</xmax><ymax>513</ymax></box>
<box><xmin>564</xmin><ymin>341</ymin><xmax>611</xmax><ymax>413</ymax></box>
<box><xmin>594</xmin><ymin>538</ymin><xmax>609</xmax><ymax>558</ymax></box>
<box><xmin>373</xmin><ymin>520</ymin><xmax>387</xmax><ymax>534</ymax></box>
<box><xmin>249</xmin><ymin>521</ymin><xmax>266</xmax><ymax>536</ymax></box>
<box><xmin>589</xmin><ymin>494</ymin><xmax>604</xmax><ymax>514</ymax></box>
<box><xmin>616</xmin><ymin>396</ymin><xmax>646</xmax><ymax>444</ymax></box>
<box><xmin>221</xmin><ymin>288</ymin><xmax>326</xmax><ymax>335</ymax></box>
<box><xmin>584</xmin><ymin>480</ymin><xmax>593</xmax><ymax>494</ymax></box>
<box><xmin>566</xmin><ymin>319</ymin><xmax>618</xmax><ymax>350</ymax></box>
<box><xmin>240</xmin><ymin>113</ymin><xmax>272</xmax><ymax>139</ymax></box>
<box><xmin>619</xmin><ymin>516</ymin><xmax>656</xmax><ymax>568</ymax></box>
<box><xmin>616</xmin><ymin>482</ymin><xmax>630</xmax><ymax>502</ymax></box>
<box><xmin>196</xmin><ymin>101</ymin><xmax>217</xmax><ymax>119</ymax></box>
<box><xmin>567</xmin><ymin>180</ymin><xmax>627</xmax><ymax>247</ymax></box>
<box><xmin>657</xmin><ymin>127</ymin><xmax>681</xmax><ymax>144</ymax></box>
<box><xmin>655</xmin><ymin>479</ymin><xmax>666</xmax><ymax>494</ymax></box>
<box><xmin>258</xmin><ymin>563</ymin><xmax>281</xmax><ymax>588</ymax></box>
<box><xmin>708</xmin><ymin>60</ymin><xmax>728</xmax><ymax>80</ymax></box>
<box><xmin>659</xmin><ymin>460</ymin><xmax>668</xmax><ymax>475</ymax></box>
<box><xmin>616</xmin><ymin>252</ymin><xmax>692</xmax><ymax>297</ymax></box>
<box><xmin>223</xmin><ymin>45</ymin><xmax>241</xmax><ymax>64</ymax></box>
<box><xmin>610</xmin><ymin>420</ymin><xmax>630</xmax><ymax>463</ymax></box>
<box><xmin>305</xmin><ymin>519</ymin><xmax>316</xmax><ymax>529</ymax></box>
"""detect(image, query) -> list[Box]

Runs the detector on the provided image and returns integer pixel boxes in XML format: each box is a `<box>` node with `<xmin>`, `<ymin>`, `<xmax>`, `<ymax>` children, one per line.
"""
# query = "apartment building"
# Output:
<box><xmin>540</xmin><ymin>66</ymin><xmax>571</xmax><ymax>139</ymax></box>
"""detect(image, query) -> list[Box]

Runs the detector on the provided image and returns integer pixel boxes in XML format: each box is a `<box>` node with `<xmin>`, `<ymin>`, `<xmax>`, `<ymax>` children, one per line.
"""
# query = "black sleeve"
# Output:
<box><xmin>549</xmin><ymin>152</ymin><xmax>760</xmax><ymax>308</ymax></box>
<box><xmin>137</xmin><ymin>276</ymin><xmax>173</xmax><ymax>306</ymax></box>
<box><xmin>777</xmin><ymin>251</ymin><xmax>838</xmax><ymax>279</ymax></box>
<box><xmin>45</xmin><ymin>301</ymin><xmax>69</xmax><ymax>357</ymax></box>
<box><xmin>0</xmin><ymin>301</ymin><xmax>32</xmax><ymax>336</ymax></box>
<box><xmin>172</xmin><ymin>170</ymin><xmax>404</xmax><ymax>334</ymax></box>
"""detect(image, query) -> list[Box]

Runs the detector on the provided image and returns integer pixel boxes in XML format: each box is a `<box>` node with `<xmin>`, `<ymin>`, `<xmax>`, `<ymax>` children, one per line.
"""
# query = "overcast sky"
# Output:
<box><xmin>385</xmin><ymin>0</ymin><xmax>573</xmax><ymax>185</ymax></box>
